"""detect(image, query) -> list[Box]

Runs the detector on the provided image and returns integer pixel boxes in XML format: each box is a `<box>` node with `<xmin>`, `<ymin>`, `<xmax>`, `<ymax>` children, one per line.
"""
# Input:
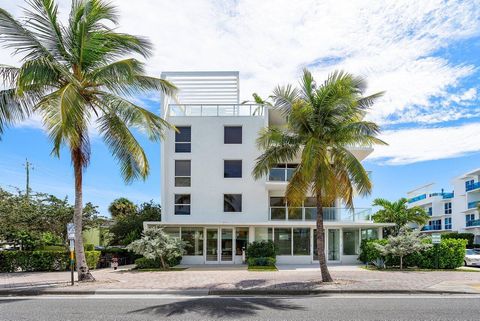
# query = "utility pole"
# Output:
<box><xmin>23</xmin><ymin>158</ymin><xmax>33</xmax><ymax>198</ymax></box>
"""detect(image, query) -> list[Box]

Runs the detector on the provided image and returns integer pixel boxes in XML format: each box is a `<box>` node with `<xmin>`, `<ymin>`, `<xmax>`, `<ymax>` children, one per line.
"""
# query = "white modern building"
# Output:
<box><xmin>145</xmin><ymin>71</ymin><xmax>390</xmax><ymax>265</ymax></box>
<box><xmin>407</xmin><ymin>169</ymin><xmax>480</xmax><ymax>244</ymax></box>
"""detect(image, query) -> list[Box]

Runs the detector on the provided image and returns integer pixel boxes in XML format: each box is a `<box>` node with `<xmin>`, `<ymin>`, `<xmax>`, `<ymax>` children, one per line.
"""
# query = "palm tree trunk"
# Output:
<box><xmin>72</xmin><ymin>148</ymin><xmax>95</xmax><ymax>282</ymax></box>
<box><xmin>316</xmin><ymin>191</ymin><xmax>333</xmax><ymax>282</ymax></box>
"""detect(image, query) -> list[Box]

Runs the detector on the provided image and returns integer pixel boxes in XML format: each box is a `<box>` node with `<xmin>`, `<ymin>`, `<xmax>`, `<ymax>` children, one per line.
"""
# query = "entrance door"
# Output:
<box><xmin>220</xmin><ymin>228</ymin><xmax>234</xmax><ymax>263</ymax></box>
<box><xmin>206</xmin><ymin>228</ymin><xmax>218</xmax><ymax>263</ymax></box>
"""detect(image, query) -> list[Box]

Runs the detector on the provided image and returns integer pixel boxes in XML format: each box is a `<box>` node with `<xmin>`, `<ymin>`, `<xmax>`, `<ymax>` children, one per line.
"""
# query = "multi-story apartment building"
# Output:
<box><xmin>407</xmin><ymin>169</ymin><xmax>480</xmax><ymax>244</ymax></box>
<box><xmin>145</xmin><ymin>71</ymin><xmax>389</xmax><ymax>265</ymax></box>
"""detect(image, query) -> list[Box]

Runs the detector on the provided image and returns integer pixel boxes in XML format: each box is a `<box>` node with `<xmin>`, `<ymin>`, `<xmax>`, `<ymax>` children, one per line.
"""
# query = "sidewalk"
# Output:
<box><xmin>1</xmin><ymin>265</ymin><xmax>480</xmax><ymax>295</ymax></box>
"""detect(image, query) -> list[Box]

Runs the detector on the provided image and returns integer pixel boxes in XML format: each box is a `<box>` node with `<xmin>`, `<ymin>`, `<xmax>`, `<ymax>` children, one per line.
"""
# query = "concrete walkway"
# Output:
<box><xmin>1</xmin><ymin>265</ymin><xmax>480</xmax><ymax>295</ymax></box>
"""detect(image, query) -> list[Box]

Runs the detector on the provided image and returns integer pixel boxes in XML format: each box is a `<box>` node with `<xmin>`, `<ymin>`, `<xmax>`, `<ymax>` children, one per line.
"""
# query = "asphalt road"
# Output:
<box><xmin>0</xmin><ymin>294</ymin><xmax>480</xmax><ymax>321</ymax></box>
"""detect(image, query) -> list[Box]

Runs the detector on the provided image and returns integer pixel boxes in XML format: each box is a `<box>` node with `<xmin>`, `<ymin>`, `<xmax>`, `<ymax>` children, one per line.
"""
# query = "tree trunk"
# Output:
<box><xmin>72</xmin><ymin>148</ymin><xmax>95</xmax><ymax>282</ymax></box>
<box><xmin>316</xmin><ymin>191</ymin><xmax>333</xmax><ymax>282</ymax></box>
<box><xmin>400</xmin><ymin>256</ymin><xmax>403</xmax><ymax>270</ymax></box>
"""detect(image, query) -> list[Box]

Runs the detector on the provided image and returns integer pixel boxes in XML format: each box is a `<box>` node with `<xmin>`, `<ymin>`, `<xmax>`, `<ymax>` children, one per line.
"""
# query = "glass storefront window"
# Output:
<box><xmin>181</xmin><ymin>228</ymin><xmax>203</xmax><ymax>256</ymax></box>
<box><xmin>343</xmin><ymin>228</ymin><xmax>360</xmax><ymax>255</ymax></box>
<box><xmin>274</xmin><ymin>228</ymin><xmax>292</xmax><ymax>255</ymax></box>
<box><xmin>328</xmin><ymin>229</ymin><xmax>340</xmax><ymax>260</ymax></box>
<box><xmin>254</xmin><ymin>227</ymin><xmax>273</xmax><ymax>241</ymax></box>
<box><xmin>361</xmin><ymin>228</ymin><xmax>378</xmax><ymax>240</ymax></box>
<box><xmin>164</xmin><ymin>227</ymin><xmax>180</xmax><ymax>238</ymax></box>
<box><xmin>293</xmin><ymin>228</ymin><xmax>310</xmax><ymax>255</ymax></box>
<box><xmin>235</xmin><ymin>227</ymin><xmax>249</xmax><ymax>256</ymax></box>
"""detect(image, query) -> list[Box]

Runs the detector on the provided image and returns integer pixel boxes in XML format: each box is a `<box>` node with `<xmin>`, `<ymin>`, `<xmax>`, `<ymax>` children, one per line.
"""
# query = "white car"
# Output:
<box><xmin>464</xmin><ymin>249</ymin><xmax>480</xmax><ymax>267</ymax></box>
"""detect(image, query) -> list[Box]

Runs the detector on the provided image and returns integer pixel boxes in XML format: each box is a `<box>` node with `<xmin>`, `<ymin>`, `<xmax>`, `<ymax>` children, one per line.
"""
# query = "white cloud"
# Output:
<box><xmin>370</xmin><ymin>123</ymin><xmax>480</xmax><ymax>165</ymax></box>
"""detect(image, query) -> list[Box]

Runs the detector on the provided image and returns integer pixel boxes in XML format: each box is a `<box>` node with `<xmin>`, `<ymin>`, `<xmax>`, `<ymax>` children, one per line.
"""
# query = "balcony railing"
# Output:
<box><xmin>268</xmin><ymin>168</ymin><xmax>295</xmax><ymax>182</ymax></box>
<box><xmin>408</xmin><ymin>194</ymin><xmax>426</xmax><ymax>203</ymax></box>
<box><xmin>466</xmin><ymin>181</ymin><xmax>480</xmax><ymax>192</ymax></box>
<box><xmin>168</xmin><ymin>104</ymin><xmax>264</xmax><ymax>117</ymax></box>
<box><xmin>468</xmin><ymin>201</ymin><xmax>479</xmax><ymax>209</ymax></box>
<box><xmin>269</xmin><ymin>207</ymin><xmax>372</xmax><ymax>222</ymax></box>
<box><xmin>421</xmin><ymin>225</ymin><xmax>442</xmax><ymax>231</ymax></box>
<box><xmin>466</xmin><ymin>219</ymin><xmax>480</xmax><ymax>227</ymax></box>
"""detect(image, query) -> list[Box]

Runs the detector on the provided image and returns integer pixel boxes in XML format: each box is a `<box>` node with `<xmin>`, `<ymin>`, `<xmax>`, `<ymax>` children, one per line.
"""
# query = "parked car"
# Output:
<box><xmin>464</xmin><ymin>249</ymin><xmax>480</xmax><ymax>267</ymax></box>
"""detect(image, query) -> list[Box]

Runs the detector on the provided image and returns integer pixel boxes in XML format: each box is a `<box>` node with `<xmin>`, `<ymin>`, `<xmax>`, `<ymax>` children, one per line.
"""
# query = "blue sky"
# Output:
<box><xmin>1</xmin><ymin>0</ymin><xmax>480</xmax><ymax>215</ymax></box>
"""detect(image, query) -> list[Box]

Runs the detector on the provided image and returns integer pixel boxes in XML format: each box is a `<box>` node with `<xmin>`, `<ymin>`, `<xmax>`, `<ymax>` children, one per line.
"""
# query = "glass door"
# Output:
<box><xmin>206</xmin><ymin>228</ymin><xmax>218</xmax><ymax>262</ymax></box>
<box><xmin>328</xmin><ymin>229</ymin><xmax>340</xmax><ymax>261</ymax></box>
<box><xmin>221</xmin><ymin>228</ymin><xmax>233</xmax><ymax>263</ymax></box>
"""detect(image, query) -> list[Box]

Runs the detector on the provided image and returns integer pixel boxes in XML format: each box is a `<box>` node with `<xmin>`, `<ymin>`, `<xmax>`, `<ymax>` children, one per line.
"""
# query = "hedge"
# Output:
<box><xmin>359</xmin><ymin>238</ymin><xmax>467</xmax><ymax>269</ymax></box>
<box><xmin>247</xmin><ymin>257</ymin><xmax>276</xmax><ymax>266</ymax></box>
<box><xmin>0</xmin><ymin>250</ymin><xmax>101</xmax><ymax>272</ymax></box>
<box><xmin>442</xmin><ymin>233</ymin><xmax>474</xmax><ymax>248</ymax></box>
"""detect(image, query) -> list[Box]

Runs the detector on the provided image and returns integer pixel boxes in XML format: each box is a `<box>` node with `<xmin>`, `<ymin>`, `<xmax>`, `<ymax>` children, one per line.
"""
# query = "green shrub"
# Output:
<box><xmin>247</xmin><ymin>257</ymin><xmax>276</xmax><ymax>266</ymax></box>
<box><xmin>359</xmin><ymin>238</ymin><xmax>467</xmax><ymax>269</ymax></box>
<box><xmin>358</xmin><ymin>239</ymin><xmax>387</xmax><ymax>263</ymax></box>
<box><xmin>84</xmin><ymin>243</ymin><xmax>95</xmax><ymax>251</ymax></box>
<box><xmin>246</xmin><ymin>240</ymin><xmax>276</xmax><ymax>258</ymax></box>
<box><xmin>134</xmin><ymin>257</ymin><xmax>160</xmax><ymax>269</ymax></box>
<box><xmin>36</xmin><ymin>245</ymin><xmax>67</xmax><ymax>251</ymax></box>
<box><xmin>442</xmin><ymin>233</ymin><xmax>474</xmax><ymax>248</ymax></box>
<box><xmin>85</xmin><ymin>250</ymin><xmax>101</xmax><ymax>269</ymax></box>
<box><xmin>0</xmin><ymin>251</ymin><xmax>69</xmax><ymax>272</ymax></box>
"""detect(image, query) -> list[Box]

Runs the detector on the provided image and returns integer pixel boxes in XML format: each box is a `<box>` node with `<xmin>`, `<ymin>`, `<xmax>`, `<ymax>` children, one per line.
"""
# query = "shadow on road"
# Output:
<box><xmin>128</xmin><ymin>297</ymin><xmax>305</xmax><ymax>318</ymax></box>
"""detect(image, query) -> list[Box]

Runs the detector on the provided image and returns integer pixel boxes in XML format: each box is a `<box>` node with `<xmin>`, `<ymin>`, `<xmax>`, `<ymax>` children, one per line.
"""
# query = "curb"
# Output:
<box><xmin>0</xmin><ymin>287</ymin><xmax>477</xmax><ymax>296</ymax></box>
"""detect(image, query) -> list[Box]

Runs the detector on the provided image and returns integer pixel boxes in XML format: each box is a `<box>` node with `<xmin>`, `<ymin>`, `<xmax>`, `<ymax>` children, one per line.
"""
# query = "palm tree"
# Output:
<box><xmin>0</xmin><ymin>0</ymin><xmax>176</xmax><ymax>281</ymax></box>
<box><xmin>252</xmin><ymin>69</ymin><xmax>385</xmax><ymax>282</ymax></box>
<box><xmin>372</xmin><ymin>198</ymin><xmax>430</xmax><ymax>236</ymax></box>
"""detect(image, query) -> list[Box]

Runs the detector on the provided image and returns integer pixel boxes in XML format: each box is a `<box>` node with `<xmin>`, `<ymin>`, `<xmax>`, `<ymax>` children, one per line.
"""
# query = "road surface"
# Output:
<box><xmin>0</xmin><ymin>294</ymin><xmax>479</xmax><ymax>320</ymax></box>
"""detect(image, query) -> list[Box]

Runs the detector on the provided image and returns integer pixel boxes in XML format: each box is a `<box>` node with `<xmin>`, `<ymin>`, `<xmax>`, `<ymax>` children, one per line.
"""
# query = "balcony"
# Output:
<box><xmin>421</xmin><ymin>225</ymin><xmax>442</xmax><ymax>231</ymax></box>
<box><xmin>168</xmin><ymin>104</ymin><xmax>263</xmax><ymax>117</ymax></box>
<box><xmin>468</xmin><ymin>201</ymin><xmax>479</xmax><ymax>209</ymax></box>
<box><xmin>467</xmin><ymin>219</ymin><xmax>480</xmax><ymax>227</ymax></box>
<box><xmin>408</xmin><ymin>194</ymin><xmax>426</xmax><ymax>203</ymax></box>
<box><xmin>466</xmin><ymin>181</ymin><xmax>480</xmax><ymax>192</ymax></box>
<box><xmin>408</xmin><ymin>192</ymin><xmax>454</xmax><ymax>204</ymax></box>
<box><xmin>269</xmin><ymin>207</ymin><xmax>372</xmax><ymax>222</ymax></box>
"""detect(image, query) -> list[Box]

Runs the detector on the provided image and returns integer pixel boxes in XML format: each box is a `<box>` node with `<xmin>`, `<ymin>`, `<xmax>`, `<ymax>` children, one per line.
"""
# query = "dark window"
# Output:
<box><xmin>175</xmin><ymin>127</ymin><xmax>191</xmax><ymax>152</ymax></box>
<box><xmin>224</xmin><ymin>126</ymin><xmax>242</xmax><ymax>144</ymax></box>
<box><xmin>174</xmin><ymin>194</ymin><xmax>190</xmax><ymax>215</ymax></box>
<box><xmin>224</xmin><ymin>194</ymin><xmax>242</xmax><ymax>212</ymax></box>
<box><xmin>444</xmin><ymin>202</ymin><xmax>452</xmax><ymax>214</ymax></box>
<box><xmin>224</xmin><ymin>160</ymin><xmax>242</xmax><ymax>178</ymax></box>
<box><xmin>175</xmin><ymin>160</ymin><xmax>191</xmax><ymax>186</ymax></box>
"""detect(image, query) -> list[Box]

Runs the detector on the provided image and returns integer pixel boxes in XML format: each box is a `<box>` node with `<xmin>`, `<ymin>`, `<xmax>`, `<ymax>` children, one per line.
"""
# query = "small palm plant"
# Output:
<box><xmin>372</xmin><ymin>198</ymin><xmax>430</xmax><ymax>236</ymax></box>
<box><xmin>0</xmin><ymin>0</ymin><xmax>176</xmax><ymax>281</ymax></box>
<box><xmin>253</xmin><ymin>69</ymin><xmax>386</xmax><ymax>282</ymax></box>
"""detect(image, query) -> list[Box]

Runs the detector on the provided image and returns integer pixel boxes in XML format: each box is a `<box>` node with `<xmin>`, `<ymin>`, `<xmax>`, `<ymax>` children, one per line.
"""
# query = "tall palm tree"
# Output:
<box><xmin>253</xmin><ymin>69</ymin><xmax>385</xmax><ymax>282</ymax></box>
<box><xmin>0</xmin><ymin>0</ymin><xmax>176</xmax><ymax>281</ymax></box>
<box><xmin>372</xmin><ymin>198</ymin><xmax>429</xmax><ymax>236</ymax></box>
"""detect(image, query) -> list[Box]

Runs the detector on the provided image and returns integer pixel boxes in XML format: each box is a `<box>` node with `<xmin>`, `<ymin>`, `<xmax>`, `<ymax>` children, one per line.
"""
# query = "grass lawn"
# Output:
<box><xmin>362</xmin><ymin>266</ymin><xmax>480</xmax><ymax>272</ymax></box>
<box><xmin>134</xmin><ymin>267</ymin><xmax>188</xmax><ymax>272</ymax></box>
<box><xmin>248</xmin><ymin>265</ymin><xmax>278</xmax><ymax>271</ymax></box>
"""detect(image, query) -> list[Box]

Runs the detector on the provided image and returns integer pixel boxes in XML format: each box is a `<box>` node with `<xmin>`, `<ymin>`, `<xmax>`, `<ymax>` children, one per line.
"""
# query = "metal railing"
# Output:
<box><xmin>421</xmin><ymin>225</ymin><xmax>442</xmax><ymax>231</ymax></box>
<box><xmin>466</xmin><ymin>181</ymin><xmax>480</xmax><ymax>192</ymax></box>
<box><xmin>269</xmin><ymin>207</ymin><xmax>372</xmax><ymax>222</ymax></box>
<box><xmin>466</xmin><ymin>219</ymin><xmax>480</xmax><ymax>227</ymax></box>
<box><xmin>168</xmin><ymin>104</ymin><xmax>264</xmax><ymax>117</ymax></box>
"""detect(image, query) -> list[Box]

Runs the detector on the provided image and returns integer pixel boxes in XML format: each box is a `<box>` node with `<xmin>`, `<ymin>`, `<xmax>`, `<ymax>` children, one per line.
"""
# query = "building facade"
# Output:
<box><xmin>407</xmin><ymin>169</ymin><xmax>480</xmax><ymax>244</ymax></box>
<box><xmin>145</xmin><ymin>71</ymin><xmax>389</xmax><ymax>265</ymax></box>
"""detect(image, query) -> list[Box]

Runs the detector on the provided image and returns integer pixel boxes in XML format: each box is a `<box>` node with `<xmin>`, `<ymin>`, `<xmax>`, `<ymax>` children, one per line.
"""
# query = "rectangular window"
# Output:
<box><xmin>444</xmin><ymin>202</ymin><xmax>452</xmax><ymax>214</ymax></box>
<box><xmin>361</xmin><ymin>228</ymin><xmax>378</xmax><ymax>240</ymax></box>
<box><xmin>269</xmin><ymin>197</ymin><xmax>286</xmax><ymax>220</ymax></box>
<box><xmin>181</xmin><ymin>227</ymin><xmax>203</xmax><ymax>255</ymax></box>
<box><xmin>466</xmin><ymin>214</ymin><xmax>475</xmax><ymax>223</ymax></box>
<box><xmin>175</xmin><ymin>160</ymin><xmax>191</xmax><ymax>186</ymax></box>
<box><xmin>274</xmin><ymin>228</ymin><xmax>292</xmax><ymax>255</ymax></box>
<box><xmin>444</xmin><ymin>217</ymin><xmax>452</xmax><ymax>230</ymax></box>
<box><xmin>174</xmin><ymin>194</ymin><xmax>190</xmax><ymax>215</ymax></box>
<box><xmin>254</xmin><ymin>227</ymin><xmax>272</xmax><ymax>241</ymax></box>
<box><xmin>175</xmin><ymin>126</ymin><xmax>191</xmax><ymax>152</ymax></box>
<box><xmin>235</xmin><ymin>227</ymin><xmax>249</xmax><ymax>255</ymax></box>
<box><xmin>293</xmin><ymin>228</ymin><xmax>310</xmax><ymax>255</ymax></box>
<box><xmin>428</xmin><ymin>207</ymin><xmax>433</xmax><ymax>216</ymax></box>
<box><xmin>429</xmin><ymin>219</ymin><xmax>442</xmax><ymax>230</ymax></box>
<box><xmin>163</xmin><ymin>227</ymin><xmax>180</xmax><ymax>238</ymax></box>
<box><xmin>224</xmin><ymin>160</ymin><xmax>242</xmax><ymax>178</ymax></box>
<box><xmin>224</xmin><ymin>194</ymin><xmax>242</xmax><ymax>212</ymax></box>
<box><xmin>224</xmin><ymin>126</ymin><xmax>242</xmax><ymax>144</ymax></box>
<box><xmin>343</xmin><ymin>228</ymin><xmax>359</xmax><ymax>255</ymax></box>
<box><xmin>304</xmin><ymin>197</ymin><xmax>317</xmax><ymax>220</ymax></box>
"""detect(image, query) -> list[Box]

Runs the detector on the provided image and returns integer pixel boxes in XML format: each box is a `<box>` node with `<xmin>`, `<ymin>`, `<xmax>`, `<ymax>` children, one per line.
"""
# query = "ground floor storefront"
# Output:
<box><xmin>144</xmin><ymin>223</ymin><xmax>387</xmax><ymax>265</ymax></box>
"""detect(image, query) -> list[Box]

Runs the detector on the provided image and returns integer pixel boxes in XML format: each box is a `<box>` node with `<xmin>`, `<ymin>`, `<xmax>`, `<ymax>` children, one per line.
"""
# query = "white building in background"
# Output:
<box><xmin>407</xmin><ymin>169</ymin><xmax>480</xmax><ymax>244</ymax></box>
<box><xmin>145</xmin><ymin>71</ymin><xmax>390</xmax><ymax>265</ymax></box>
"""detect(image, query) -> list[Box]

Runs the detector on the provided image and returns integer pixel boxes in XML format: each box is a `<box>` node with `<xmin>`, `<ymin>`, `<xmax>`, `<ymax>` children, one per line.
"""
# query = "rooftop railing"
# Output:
<box><xmin>269</xmin><ymin>207</ymin><xmax>372</xmax><ymax>222</ymax></box>
<box><xmin>408</xmin><ymin>192</ymin><xmax>454</xmax><ymax>203</ymax></box>
<box><xmin>168</xmin><ymin>104</ymin><xmax>264</xmax><ymax>117</ymax></box>
<box><xmin>408</xmin><ymin>194</ymin><xmax>426</xmax><ymax>203</ymax></box>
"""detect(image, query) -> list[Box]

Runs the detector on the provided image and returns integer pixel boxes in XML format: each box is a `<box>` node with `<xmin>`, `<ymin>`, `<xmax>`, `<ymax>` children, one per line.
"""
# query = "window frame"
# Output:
<box><xmin>175</xmin><ymin>126</ymin><xmax>191</xmax><ymax>153</ymax></box>
<box><xmin>444</xmin><ymin>202</ymin><xmax>452</xmax><ymax>215</ymax></box>
<box><xmin>224</xmin><ymin>126</ymin><xmax>242</xmax><ymax>144</ymax></box>
<box><xmin>223</xmin><ymin>193</ymin><xmax>242</xmax><ymax>213</ymax></box>
<box><xmin>174</xmin><ymin>160</ymin><xmax>191</xmax><ymax>187</ymax></box>
<box><xmin>223</xmin><ymin>160</ymin><xmax>242</xmax><ymax>178</ymax></box>
<box><xmin>174</xmin><ymin>194</ymin><xmax>191</xmax><ymax>215</ymax></box>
